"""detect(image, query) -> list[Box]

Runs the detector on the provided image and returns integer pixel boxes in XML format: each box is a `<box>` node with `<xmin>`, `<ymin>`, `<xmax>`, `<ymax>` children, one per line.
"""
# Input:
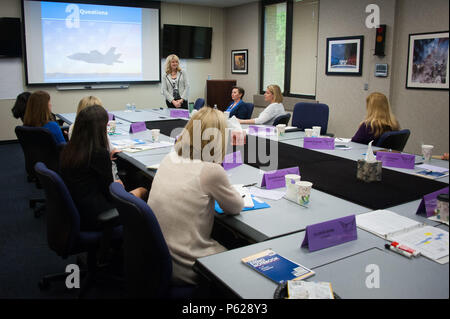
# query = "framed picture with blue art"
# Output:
<box><xmin>406</xmin><ymin>31</ymin><xmax>449</xmax><ymax>90</ymax></box>
<box><xmin>326</xmin><ymin>36</ymin><xmax>364</xmax><ymax>76</ymax></box>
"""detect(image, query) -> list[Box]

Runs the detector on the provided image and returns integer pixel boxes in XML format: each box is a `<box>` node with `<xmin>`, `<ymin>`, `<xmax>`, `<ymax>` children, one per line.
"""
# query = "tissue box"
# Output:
<box><xmin>357</xmin><ymin>160</ymin><xmax>382</xmax><ymax>182</ymax></box>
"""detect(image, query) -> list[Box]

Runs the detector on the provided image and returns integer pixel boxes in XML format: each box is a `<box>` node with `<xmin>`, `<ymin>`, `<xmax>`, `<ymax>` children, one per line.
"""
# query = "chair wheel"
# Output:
<box><xmin>38</xmin><ymin>279</ymin><xmax>50</xmax><ymax>291</ymax></box>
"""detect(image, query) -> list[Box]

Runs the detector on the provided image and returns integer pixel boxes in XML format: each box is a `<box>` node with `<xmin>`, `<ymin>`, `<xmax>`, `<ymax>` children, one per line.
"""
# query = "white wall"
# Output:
<box><xmin>0</xmin><ymin>0</ymin><xmax>225</xmax><ymax>141</ymax></box>
<box><xmin>316</xmin><ymin>0</ymin><xmax>396</xmax><ymax>140</ymax></box>
<box><xmin>389</xmin><ymin>0</ymin><xmax>449</xmax><ymax>155</ymax></box>
<box><xmin>224</xmin><ymin>1</ymin><xmax>261</xmax><ymax>101</ymax></box>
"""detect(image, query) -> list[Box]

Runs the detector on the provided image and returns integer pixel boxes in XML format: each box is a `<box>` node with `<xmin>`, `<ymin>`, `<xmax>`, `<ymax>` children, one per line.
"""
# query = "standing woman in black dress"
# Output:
<box><xmin>60</xmin><ymin>105</ymin><xmax>147</xmax><ymax>231</ymax></box>
<box><xmin>161</xmin><ymin>54</ymin><xmax>190</xmax><ymax>109</ymax></box>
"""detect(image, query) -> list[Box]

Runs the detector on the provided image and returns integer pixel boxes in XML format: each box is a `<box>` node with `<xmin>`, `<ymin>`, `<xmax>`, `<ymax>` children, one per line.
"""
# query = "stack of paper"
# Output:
<box><xmin>356</xmin><ymin>210</ymin><xmax>449</xmax><ymax>263</ymax></box>
<box><xmin>233</xmin><ymin>184</ymin><xmax>254</xmax><ymax>208</ymax></box>
<box><xmin>355</xmin><ymin>210</ymin><xmax>422</xmax><ymax>238</ymax></box>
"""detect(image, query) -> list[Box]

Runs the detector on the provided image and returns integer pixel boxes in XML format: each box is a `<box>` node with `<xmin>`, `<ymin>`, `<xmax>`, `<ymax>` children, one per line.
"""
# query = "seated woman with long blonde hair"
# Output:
<box><xmin>147</xmin><ymin>107</ymin><xmax>244</xmax><ymax>285</ymax></box>
<box><xmin>351</xmin><ymin>92</ymin><xmax>400</xmax><ymax>145</ymax></box>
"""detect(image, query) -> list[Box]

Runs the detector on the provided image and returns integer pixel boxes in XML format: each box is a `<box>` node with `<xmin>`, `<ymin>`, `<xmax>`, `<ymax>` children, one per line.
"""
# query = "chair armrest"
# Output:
<box><xmin>97</xmin><ymin>208</ymin><xmax>120</xmax><ymax>227</ymax></box>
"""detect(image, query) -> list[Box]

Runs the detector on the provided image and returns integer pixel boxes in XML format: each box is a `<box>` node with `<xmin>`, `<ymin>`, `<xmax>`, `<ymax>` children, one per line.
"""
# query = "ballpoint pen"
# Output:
<box><xmin>243</xmin><ymin>183</ymin><xmax>257</xmax><ymax>188</ymax></box>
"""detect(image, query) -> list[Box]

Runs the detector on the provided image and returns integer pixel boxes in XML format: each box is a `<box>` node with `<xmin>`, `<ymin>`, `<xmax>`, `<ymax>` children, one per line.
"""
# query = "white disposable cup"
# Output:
<box><xmin>422</xmin><ymin>144</ymin><xmax>434</xmax><ymax>162</ymax></box>
<box><xmin>285</xmin><ymin>174</ymin><xmax>301</xmax><ymax>201</ymax></box>
<box><xmin>151</xmin><ymin>129</ymin><xmax>160</xmax><ymax>142</ymax></box>
<box><xmin>305</xmin><ymin>128</ymin><xmax>313</xmax><ymax>137</ymax></box>
<box><xmin>312</xmin><ymin>126</ymin><xmax>321</xmax><ymax>137</ymax></box>
<box><xmin>224</xmin><ymin>111</ymin><xmax>231</xmax><ymax>118</ymax></box>
<box><xmin>107</xmin><ymin>120</ymin><xmax>116</xmax><ymax>134</ymax></box>
<box><xmin>296</xmin><ymin>181</ymin><xmax>313</xmax><ymax>206</ymax></box>
<box><xmin>276</xmin><ymin>124</ymin><xmax>286</xmax><ymax>136</ymax></box>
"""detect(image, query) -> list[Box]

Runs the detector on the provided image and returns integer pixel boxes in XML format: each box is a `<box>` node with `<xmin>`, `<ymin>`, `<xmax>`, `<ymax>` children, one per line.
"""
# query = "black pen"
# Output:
<box><xmin>243</xmin><ymin>183</ymin><xmax>257</xmax><ymax>188</ymax></box>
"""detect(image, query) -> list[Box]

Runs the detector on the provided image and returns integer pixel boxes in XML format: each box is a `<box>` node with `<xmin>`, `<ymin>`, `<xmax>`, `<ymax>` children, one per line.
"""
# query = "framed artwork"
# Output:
<box><xmin>231</xmin><ymin>49</ymin><xmax>248</xmax><ymax>74</ymax></box>
<box><xmin>406</xmin><ymin>31</ymin><xmax>449</xmax><ymax>90</ymax></box>
<box><xmin>326</xmin><ymin>36</ymin><xmax>364</xmax><ymax>76</ymax></box>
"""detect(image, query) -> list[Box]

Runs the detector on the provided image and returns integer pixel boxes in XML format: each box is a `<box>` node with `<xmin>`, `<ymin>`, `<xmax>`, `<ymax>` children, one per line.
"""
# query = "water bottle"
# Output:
<box><xmin>214</xmin><ymin>104</ymin><xmax>218</xmax><ymax>109</ymax></box>
<box><xmin>126</xmin><ymin>103</ymin><xmax>131</xmax><ymax>111</ymax></box>
<box><xmin>131</xmin><ymin>103</ymin><xmax>136</xmax><ymax>111</ymax></box>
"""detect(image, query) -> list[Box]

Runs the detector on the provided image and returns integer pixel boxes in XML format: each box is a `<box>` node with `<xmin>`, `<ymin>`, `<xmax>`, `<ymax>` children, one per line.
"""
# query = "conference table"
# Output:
<box><xmin>57</xmin><ymin>108</ymin><xmax>449</xmax><ymax>299</ymax></box>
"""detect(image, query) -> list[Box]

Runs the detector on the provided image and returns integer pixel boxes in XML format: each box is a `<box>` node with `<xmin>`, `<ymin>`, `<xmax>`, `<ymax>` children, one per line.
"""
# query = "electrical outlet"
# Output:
<box><xmin>364</xmin><ymin>83</ymin><xmax>369</xmax><ymax>90</ymax></box>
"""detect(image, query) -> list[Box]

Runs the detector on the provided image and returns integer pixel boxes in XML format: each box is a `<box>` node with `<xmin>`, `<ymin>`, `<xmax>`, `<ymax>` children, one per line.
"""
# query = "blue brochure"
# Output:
<box><xmin>215</xmin><ymin>195</ymin><xmax>270</xmax><ymax>214</ymax></box>
<box><xmin>241</xmin><ymin>249</ymin><xmax>315</xmax><ymax>284</ymax></box>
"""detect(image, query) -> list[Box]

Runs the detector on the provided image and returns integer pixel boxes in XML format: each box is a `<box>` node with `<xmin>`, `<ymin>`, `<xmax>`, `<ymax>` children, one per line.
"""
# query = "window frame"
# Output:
<box><xmin>260</xmin><ymin>0</ymin><xmax>316</xmax><ymax>100</ymax></box>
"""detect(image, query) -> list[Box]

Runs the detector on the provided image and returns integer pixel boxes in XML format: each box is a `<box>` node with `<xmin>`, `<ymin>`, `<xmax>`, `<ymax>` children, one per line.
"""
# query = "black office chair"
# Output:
<box><xmin>109</xmin><ymin>182</ymin><xmax>202</xmax><ymax>298</ymax></box>
<box><xmin>34</xmin><ymin>162</ymin><xmax>122</xmax><ymax>298</ymax></box>
<box><xmin>273</xmin><ymin>113</ymin><xmax>291</xmax><ymax>126</ymax></box>
<box><xmin>292</xmin><ymin>102</ymin><xmax>333</xmax><ymax>136</ymax></box>
<box><xmin>193</xmin><ymin>98</ymin><xmax>205</xmax><ymax>110</ymax></box>
<box><xmin>375</xmin><ymin>129</ymin><xmax>411</xmax><ymax>152</ymax></box>
<box><xmin>15</xmin><ymin>125</ymin><xmax>65</xmax><ymax>217</ymax></box>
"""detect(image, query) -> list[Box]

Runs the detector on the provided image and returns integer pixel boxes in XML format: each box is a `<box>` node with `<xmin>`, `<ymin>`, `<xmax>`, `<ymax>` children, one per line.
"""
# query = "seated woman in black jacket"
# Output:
<box><xmin>60</xmin><ymin>105</ymin><xmax>147</xmax><ymax>231</ymax></box>
<box><xmin>225</xmin><ymin>86</ymin><xmax>249</xmax><ymax>119</ymax></box>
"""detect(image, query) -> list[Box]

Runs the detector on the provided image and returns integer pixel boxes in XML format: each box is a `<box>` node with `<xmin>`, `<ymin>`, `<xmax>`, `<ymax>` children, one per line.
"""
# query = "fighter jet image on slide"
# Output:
<box><xmin>67</xmin><ymin>47</ymin><xmax>123</xmax><ymax>65</ymax></box>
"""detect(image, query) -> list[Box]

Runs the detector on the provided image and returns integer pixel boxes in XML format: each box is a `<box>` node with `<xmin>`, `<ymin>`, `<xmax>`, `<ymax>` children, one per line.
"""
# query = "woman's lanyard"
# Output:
<box><xmin>227</xmin><ymin>99</ymin><xmax>242</xmax><ymax>112</ymax></box>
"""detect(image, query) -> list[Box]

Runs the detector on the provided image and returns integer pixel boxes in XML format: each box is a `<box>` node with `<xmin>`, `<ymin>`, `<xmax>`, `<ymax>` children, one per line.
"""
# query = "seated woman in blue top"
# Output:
<box><xmin>23</xmin><ymin>91</ymin><xmax>66</xmax><ymax>144</ymax></box>
<box><xmin>351</xmin><ymin>92</ymin><xmax>400</xmax><ymax>145</ymax></box>
<box><xmin>225</xmin><ymin>86</ymin><xmax>249</xmax><ymax>119</ymax></box>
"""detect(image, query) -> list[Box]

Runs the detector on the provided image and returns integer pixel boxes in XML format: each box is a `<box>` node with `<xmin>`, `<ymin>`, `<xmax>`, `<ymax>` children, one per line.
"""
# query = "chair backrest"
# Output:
<box><xmin>109</xmin><ymin>182</ymin><xmax>172</xmax><ymax>298</ymax></box>
<box><xmin>34</xmin><ymin>162</ymin><xmax>80</xmax><ymax>258</ymax></box>
<box><xmin>15</xmin><ymin>126</ymin><xmax>64</xmax><ymax>179</ymax></box>
<box><xmin>244</xmin><ymin>102</ymin><xmax>254</xmax><ymax>119</ymax></box>
<box><xmin>292</xmin><ymin>102</ymin><xmax>329</xmax><ymax>135</ymax></box>
<box><xmin>375</xmin><ymin>129</ymin><xmax>411</xmax><ymax>152</ymax></box>
<box><xmin>193</xmin><ymin>98</ymin><xmax>205</xmax><ymax>110</ymax></box>
<box><xmin>273</xmin><ymin>113</ymin><xmax>291</xmax><ymax>126</ymax></box>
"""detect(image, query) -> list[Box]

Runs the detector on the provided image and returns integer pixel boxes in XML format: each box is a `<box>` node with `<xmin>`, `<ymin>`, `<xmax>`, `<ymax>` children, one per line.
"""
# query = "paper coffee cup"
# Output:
<box><xmin>151</xmin><ymin>129</ymin><xmax>160</xmax><ymax>142</ymax></box>
<box><xmin>422</xmin><ymin>144</ymin><xmax>434</xmax><ymax>162</ymax></box>
<box><xmin>276</xmin><ymin>124</ymin><xmax>286</xmax><ymax>136</ymax></box>
<box><xmin>285</xmin><ymin>174</ymin><xmax>301</xmax><ymax>201</ymax></box>
<box><xmin>312</xmin><ymin>126</ymin><xmax>321</xmax><ymax>137</ymax></box>
<box><xmin>107</xmin><ymin>120</ymin><xmax>116</xmax><ymax>134</ymax></box>
<box><xmin>305</xmin><ymin>128</ymin><xmax>313</xmax><ymax>137</ymax></box>
<box><xmin>224</xmin><ymin>111</ymin><xmax>231</xmax><ymax>118</ymax></box>
<box><xmin>296</xmin><ymin>181</ymin><xmax>313</xmax><ymax>206</ymax></box>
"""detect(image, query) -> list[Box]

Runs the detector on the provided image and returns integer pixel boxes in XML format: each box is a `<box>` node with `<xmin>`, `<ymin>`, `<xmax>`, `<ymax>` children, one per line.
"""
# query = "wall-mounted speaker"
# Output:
<box><xmin>374</xmin><ymin>24</ymin><xmax>386</xmax><ymax>56</ymax></box>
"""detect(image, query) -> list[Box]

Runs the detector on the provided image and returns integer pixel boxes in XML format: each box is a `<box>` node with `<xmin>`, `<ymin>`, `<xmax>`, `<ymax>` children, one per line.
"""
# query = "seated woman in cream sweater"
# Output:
<box><xmin>147</xmin><ymin>107</ymin><xmax>244</xmax><ymax>285</ymax></box>
<box><xmin>238</xmin><ymin>84</ymin><xmax>285</xmax><ymax>126</ymax></box>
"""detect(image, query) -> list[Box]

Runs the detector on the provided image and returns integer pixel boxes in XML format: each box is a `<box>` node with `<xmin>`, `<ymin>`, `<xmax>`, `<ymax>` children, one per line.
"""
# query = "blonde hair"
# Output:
<box><xmin>23</xmin><ymin>91</ymin><xmax>53</xmax><ymax>127</ymax></box>
<box><xmin>164</xmin><ymin>54</ymin><xmax>182</xmax><ymax>74</ymax></box>
<box><xmin>363</xmin><ymin>92</ymin><xmax>399</xmax><ymax>137</ymax></box>
<box><xmin>267</xmin><ymin>84</ymin><xmax>283</xmax><ymax>103</ymax></box>
<box><xmin>175</xmin><ymin>107</ymin><xmax>228</xmax><ymax>163</ymax></box>
<box><xmin>77</xmin><ymin>96</ymin><xmax>103</xmax><ymax>115</ymax></box>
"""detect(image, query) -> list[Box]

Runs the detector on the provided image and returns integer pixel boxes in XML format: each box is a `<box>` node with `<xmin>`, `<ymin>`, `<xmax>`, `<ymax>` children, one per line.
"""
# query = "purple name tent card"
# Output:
<box><xmin>303</xmin><ymin>137</ymin><xmax>335</xmax><ymax>150</ymax></box>
<box><xmin>301</xmin><ymin>215</ymin><xmax>357</xmax><ymax>252</ymax></box>
<box><xmin>248</xmin><ymin>125</ymin><xmax>276</xmax><ymax>136</ymax></box>
<box><xmin>376</xmin><ymin>151</ymin><xmax>415</xmax><ymax>169</ymax></box>
<box><xmin>261</xmin><ymin>166</ymin><xmax>300</xmax><ymax>189</ymax></box>
<box><xmin>170</xmin><ymin>109</ymin><xmax>190</xmax><ymax>118</ymax></box>
<box><xmin>107</xmin><ymin>112</ymin><xmax>115</xmax><ymax>121</ymax></box>
<box><xmin>222</xmin><ymin>151</ymin><xmax>243</xmax><ymax>171</ymax></box>
<box><xmin>416</xmin><ymin>187</ymin><xmax>449</xmax><ymax>217</ymax></box>
<box><xmin>129</xmin><ymin>122</ymin><xmax>146</xmax><ymax>134</ymax></box>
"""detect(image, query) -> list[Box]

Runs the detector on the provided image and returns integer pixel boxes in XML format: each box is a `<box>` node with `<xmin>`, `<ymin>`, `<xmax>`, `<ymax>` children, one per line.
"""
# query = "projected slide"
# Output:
<box><xmin>42</xmin><ymin>2</ymin><xmax>142</xmax><ymax>82</ymax></box>
<box><xmin>23</xmin><ymin>1</ymin><xmax>160</xmax><ymax>84</ymax></box>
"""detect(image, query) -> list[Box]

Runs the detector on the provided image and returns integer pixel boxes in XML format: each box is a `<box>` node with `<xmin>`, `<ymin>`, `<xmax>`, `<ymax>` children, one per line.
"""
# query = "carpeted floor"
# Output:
<box><xmin>0</xmin><ymin>142</ymin><xmax>123</xmax><ymax>299</ymax></box>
